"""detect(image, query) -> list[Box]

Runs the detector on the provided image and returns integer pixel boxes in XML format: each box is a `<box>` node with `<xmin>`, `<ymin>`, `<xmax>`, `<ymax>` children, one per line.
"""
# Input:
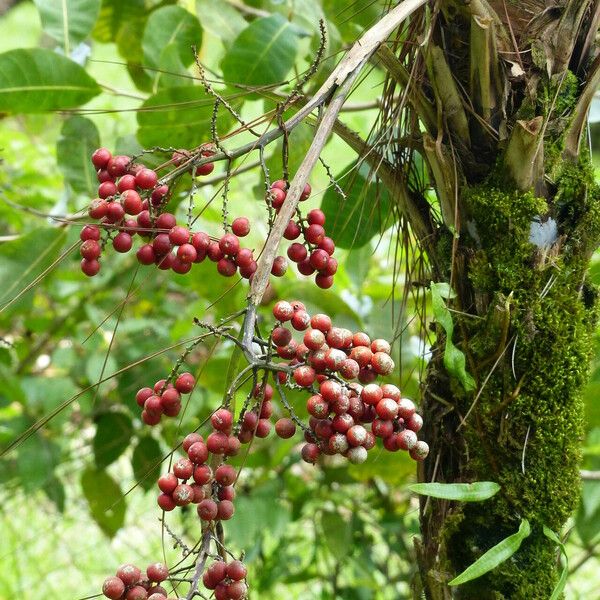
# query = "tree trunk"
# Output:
<box><xmin>399</xmin><ymin>1</ymin><xmax>600</xmax><ymax>598</ymax></box>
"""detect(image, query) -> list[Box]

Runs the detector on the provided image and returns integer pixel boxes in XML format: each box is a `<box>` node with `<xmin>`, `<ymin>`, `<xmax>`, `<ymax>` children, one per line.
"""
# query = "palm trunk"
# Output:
<box><xmin>380</xmin><ymin>1</ymin><xmax>600</xmax><ymax>597</ymax></box>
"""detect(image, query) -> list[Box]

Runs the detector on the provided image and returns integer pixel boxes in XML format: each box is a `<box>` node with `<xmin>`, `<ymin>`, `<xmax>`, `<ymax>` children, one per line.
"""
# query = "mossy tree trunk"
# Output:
<box><xmin>382</xmin><ymin>1</ymin><xmax>600</xmax><ymax>598</ymax></box>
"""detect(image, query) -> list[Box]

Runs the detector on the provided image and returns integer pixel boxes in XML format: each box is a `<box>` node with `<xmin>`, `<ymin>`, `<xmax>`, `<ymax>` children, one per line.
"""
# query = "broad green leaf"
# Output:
<box><xmin>346</xmin><ymin>244</ymin><xmax>373</xmax><ymax>289</ymax></box>
<box><xmin>34</xmin><ymin>0</ymin><xmax>101</xmax><ymax>53</ymax></box>
<box><xmin>16</xmin><ymin>433</ymin><xmax>60</xmax><ymax>491</ymax></box>
<box><xmin>320</xmin><ymin>510</ymin><xmax>352</xmax><ymax>559</ymax></box>
<box><xmin>0</xmin><ymin>48</ymin><xmax>101</xmax><ymax>113</ymax></box>
<box><xmin>92</xmin><ymin>0</ymin><xmax>144</xmax><ymax>43</ymax></box>
<box><xmin>142</xmin><ymin>5</ymin><xmax>202</xmax><ymax>70</ymax></box>
<box><xmin>221</xmin><ymin>14</ymin><xmax>299</xmax><ymax>86</ymax></box>
<box><xmin>132</xmin><ymin>436</ymin><xmax>163</xmax><ymax>491</ymax></box>
<box><xmin>408</xmin><ymin>482</ymin><xmax>500</xmax><ymax>502</ymax></box>
<box><xmin>320</xmin><ymin>162</ymin><xmax>392</xmax><ymax>249</ymax></box>
<box><xmin>449</xmin><ymin>519</ymin><xmax>531</xmax><ymax>586</ymax></box>
<box><xmin>265</xmin><ymin>121</ymin><xmax>314</xmax><ymax>179</ymax></box>
<box><xmin>542</xmin><ymin>526</ymin><xmax>568</xmax><ymax>600</ymax></box>
<box><xmin>43</xmin><ymin>476</ymin><xmax>66</xmax><ymax>512</ymax></box>
<box><xmin>430</xmin><ymin>282</ymin><xmax>476</xmax><ymax>391</ymax></box>
<box><xmin>154</xmin><ymin>43</ymin><xmax>194</xmax><ymax>90</ymax></box>
<box><xmin>137</xmin><ymin>85</ymin><xmax>238</xmax><ymax>149</ymax></box>
<box><xmin>196</xmin><ymin>0</ymin><xmax>247</xmax><ymax>46</ymax></box>
<box><xmin>81</xmin><ymin>467</ymin><xmax>126</xmax><ymax>537</ymax></box>
<box><xmin>93</xmin><ymin>412</ymin><xmax>133</xmax><ymax>469</ymax></box>
<box><xmin>56</xmin><ymin>115</ymin><xmax>100</xmax><ymax>196</ymax></box>
<box><xmin>85</xmin><ymin>352</ymin><xmax>118</xmax><ymax>386</ymax></box>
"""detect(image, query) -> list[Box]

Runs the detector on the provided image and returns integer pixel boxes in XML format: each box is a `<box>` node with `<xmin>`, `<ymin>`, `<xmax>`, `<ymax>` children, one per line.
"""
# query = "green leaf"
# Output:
<box><xmin>221</xmin><ymin>14</ymin><xmax>299</xmax><ymax>86</ymax></box>
<box><xmin>93</xmin><ymin>412</ymin><xmax>133</xmax><ymax>469</ymax></box>
<box><xmin>0</xmin><ymin>48</ymin><xmax>101</xmax><ymax>113</ymax></box>
<box><xmin>142</xmin><ymin>5</ymin><xmax>202</xmax><ymax>70</ymax></box>
<box><xmin>196</xmin><ymin>0</ymin><xmax>247</xmax><ymax>46</ymax></box>
<box><xmin>430</xmin><ymin>282</ymin><xmax>476</xmax><ymax>391</ymax></box>
<box><xmin>408</xmin><ymin>482</ymin><xmax>500</xmax><ymax>502</ymax></box>
<box><xmin>81</xmin><ymin>467</ymin><xmax>126</xmax><ymax>537</ymax></box>
<box><xmin>153</xmin><ymin>43</ymin><xmax>194</xmax><ymax>90</ymax></box>
<box><xmin>43</xmin><ymin>476</ymin><xmax>66</xmax><ymax>512</ymax></box>
<box><xmin>16</xmin><ymin>434</ymin><xmax>60</xmax><ymax>491</ymax></box>
<box><xmin>34</xmin><ymin>0</ymin><xmax>101</xmax><ymax>53</ymax></box>
<box><xmin>449</xmin><ymin>519</ymin><xmax>531</xmax><ymax>586</ymax></box>
<box><xmin>136</xmin><ymin>85</ymin><xmax>238</xmax><ymax>149</ymax></box>
<box><xmin>56</xmin><ymin>115</ymin><xmax>100</xmax><ymax>196</ymax></box>
<box><xmin>542</xmin><ymin>526</ymin><xmax>568</xmax><ymax>600</ymax></box>
<box><xmin>265</xmin><ymin>121</ymin><xmax>314</xmax><ymax>179</ymax></box>
<box><xmin>92</xmin><ymin>0</ymin><xmax>145</xmax><ymax>43</ymax></box>
<box><xmin>320</xmin><ymin>510</ymin><xmax>352</xmax><ymax>559</ymax></box>
<box><xmin>320</xmin><ymin>162</ymin><xmax>392</xmax><ymax>249</ymax></box>
<box><xmin>132</xmin><ymin>436</ymin><xmax>163</xmax><ymax>491</ymax></box>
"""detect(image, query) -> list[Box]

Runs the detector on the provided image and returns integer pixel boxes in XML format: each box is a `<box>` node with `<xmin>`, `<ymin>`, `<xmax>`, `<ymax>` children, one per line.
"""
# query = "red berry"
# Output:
<box><xmin>157</xmin><ymin>492</ymin><xmax>176</xmax><ymax>511</ymax></box>
<box><xmin>172</xmin><ymin>483</ymin><xmax>194</xmax><ymax>506</ymax></box>
<box><xmin>217</xmin><ymin>499</ymin><xmax>235</xmax><ymax>520</ymax></box>
<box><xmin>147</xmin><ymin>593</ymin><xmax>167</xmax><ymax>600</ymax></box>
<box><xmin>122</xmin><ymin>189</ymin><xmax>143</xmax><ymax>215</ymax></box>
<box><xmin>219</xmin><ymin>233</ymin><xmax>240</xmax><ymax>256</ymax></box>
<box><xmin>183</xmin><ymin>432</ymin><xmax>203</xmax><ymax>452</ymax></box>
<box><xmin>372</xmin><ymin>419</ymin><xmax>394</xmax><ymax>438</ymax></box>
<box><xmin>409</xmin><ymin>440</ymin><xmax>429</xmax><ymax>461</ymax></box>
<box><xmin>106</xmin><ymin>201</ymin><xmax>125</xmax><ymax>223</ymax></box>
<box><xmin>136</xmin><ymin>210</ymin><xmax>152</xmax><ymax>231</ymax></box>
<box><xmin>380</xmin><ymin>383</ymin><xmax>400</xmax><ymax>400</ymax></box>
<box><xmin>361</xmin><ymin>384</ymin><xmax>383</xmax><ymax>405</ymax></box>
<box><xmin>253</xmin><ymin>383</ymin><xmax>273</xmax><ymax>401</ymax></box>
<box><xmin>80</xmin><ymin>225</ymin><xmax>101</xmax><ymax>241</ymax></box>
<box><xmin>217</xmin><ymin>257</ymin><xmax>237</xmax><ymax>276</ymax></box>
<box><xmin>324</xmin><ymin>258</ymin><xmax>338</xmax><ymax>276</ymax></box>
<box><xmin>158</xmin><ymin>473</ymin><xmax>178</xmax><ymax>494</ymax></box>
<box><xmin>397</xmin><ymin>398</ymin><xmax>416</xmax><ymax>420</ymax></box>
<box><xmin>218</xmin><ymin>485</ymin><xmax>235</xmax><ymax>501</ymax></box>
<box><xmin>284</xmin><ymin>220</ymin><xmax>301</xmax><ymax>240</ymax></box>
<box><xmin>135</xmin><ymin>168</ymin><xmax>158</xmax><ymax>189</ymax></box>
<box><xmin>271</xmin><ymin>326</ymin><xmax>291</xmax><ymax>347</ymax></box>
<box><xmin>231</xmin><ymin>217</ymin><xmax>250</xmax><ymax>237</ymax></box>
<box><xmin>173</xmin><ymin>457</ymin><xmax>193</xmax><ymax>480</ymax></box>
<box><xmin>310</xmin><ymin>314</ymin><xmax>331</xmax><ymax>332</ymax></box>
<box><xmin>211</xmin><ymin>408</ymin><xmax>233</xmax><ymax>432</ymax></box>
<box><xmin>207</xmin><ymin>431</ymin><xmax>229</xmax><ymax>454</ymax></box>
<box><xmin>187</xmin><ymin>442</ymin><xmax>209</xmax><ymax>464</ymax></box>
<box><xmin>305</xmin><ymin>224</ymin><xmax>325</xmax><ymax>245</ymax></box>
<box><xmin>301</xmin><ymin>443</ymin><xmax>320</xmax><ymax>464</ymax></box>
<box><xmin>307</xmin><ymin>208</ymin><xmax>325</xmax><ymax>225</ymax></box>
<box><xmin>268</xmin><ymin>187</ymin><xmax>286</xmax><ymax>209</ymax></box>
<box><xmin>275</xmin><ymin>418</ymin><xmax>296</xmax><ymax>439</ymax></box>
<box><xmin>162</xmin><ymin>399</ymin><xmax>181</xmax><ymax>417</ymax></box>
<box><xmin>371</xmin><ymin>352</ymin><xmax>395</xmax><ymax>375</ymax></box>
<box><xmin>191</xmin><ymin>231</ymin><xmax>210</xmax><ymax>252</ymax></box>
<box><xmin>126</xmin><ymin>585</ymin><xmax>148</xmax><ymax>600</ymax></box>
<box><xmin>81</xmin><ymin>239</ymin><xmax>101</xmax><ymax>260</ymax></box>
<box><xmin>315</xmin><ymin>273</ymin><xmax>334</xmax><ymax>289</ymax></box>
<box><xmin>339</xmin><ymin>359</ymin><xmax>360</xmax><ymax>380</ymax></box>
<box><xmin>320</xmin><ymin>379</ymin><xmax>342</xmax><ymax>403</ymax></box>
<box><xmin>235</xmin><ymin>248</ymin><xmax>254</xmax><ymax>269</ymax></box>
<box><xmin>396</xmin><ymin>429</ymin><xmax>418</xmax><ymax>451</ymax></box>
<box><xmin>175</xmin><ymin>373</ymin><xmax>195</xmax><ymax>393</ymax></box>
<box><xmin>271</xmin><ymin>179</ymin><xmax>287</xmax><ymax>191</ymax></box>
<box><xmin>193</xmin><ymin>464</ymin><xmax>212</xmax><ymax>485</ymax></box>
<box><xmin>98</xmin><ymin>181</ymin><xmax>117</xmax><ymax>199</ymax></box>
<box><xmin>81</xmin><ymin>258</ymin><xmax>100</xmax><ymax>277</ymax></box>
<box><xmin>358</xmin><ymin>366</ymin><xmax>377</xmax><ymax>384</ymax></box>
<box><xmin>152</xmin><ymin>233</ymin><xmax>172</xmax><ymax>256</ymax></box>
<box><xmin>371</xmin><ymin>339</ymin><xmax>391</xmax><ymax>354</ymax></box>
<box><xmin>107</xmin><ymin>155</ymin><xmax>130</xmax><ymax>178</ymax></box>
<box><xmin>376</xmin><ymin>398</ymin><xmax>399</xmax><ymax>420</ymax></box>
<box><xmin>297</xmin><ymin>259</ymin><xmax>315</xmax><ymax>276</ymax></box>
<box><xmin>226</xmin><ymin>560</ymin><xmax>247</xmax><ymax>581</ymax></box>
<box><xmin>102</xmin><ymin>576</ymin><xmax>125</xmax><ymax>599</ymax></box>
<box><xmin>303</xmin><ymin>328</ymin><xmax>326</xmax><ymax>350</ymax></box>
<box><xmin>151</xmin><ymin>185</ymin><xmax>169</xmax><ymax>206</ymax></box>
<box><xmin>195</xmin><ymin>160</ymin><xmax>214</xmax><ymax>176</ymax></box>
<box><xmin>273</xmin><ymin>300</ymin><xmax>294</xmax><ymax>321</ymax></box>
<box><xmin>406</xmin><ymin>413</ymin><xmax>423</xmax><ymax>432</ymax></box>
<box><xmin>155</xmin><ymin>212</ymin><xmax>176</xmax><ymax>230</ymax></box>
<box><xmin>136</xmin><ymin>387</ymin><xmax>153</xmax><ymax>407</ymax></box>
<box><xmin>226</xmin><ymin>436</ymin><xmax>241</xmax><ymax>456</ymax></box>
<box><xmin>318</xmin><ymin>237</ymin><xmax>335</xmax><ymax>255</ymax></box>
<box><xmin>300</xmin><ymin>182</ymin><xmax>311</xmax><ymax>200</ymax></box>
<box><xmin>146</xmin><ymin>563</ymin><xmax>168</xmax><ymax>583</ymax></box>
<box><xmin>239</xmin><ymin>260</ymin><xmax>257</xmax><ymax>279</ymax></box>
<box><xmin>92</xmin><ymin>148</ymin><xmax>112</xmax><ymax>169</ymax></box>
<box><xmin>142</xmin><ymin>410</ymin><xmax>162</xmax><ymax>426</ymax></box>
<box><xmin>271</xmin><ymin>255</ymin><xmax>288</xmax><ymax>277</ymax></box>
<box><xmin>113</xmin><ymin>232</ymin><xmax>133</xmax><ymax>253</ymax></box>
<box><xmin>89</xmin><ymin>198</ymin><xmax>108</xmax><ymax>219</ymax></box>
<box><xmin>293</xmin><ymin>365</ymin><xmax>316</xmax><ymax>387</ymax></box>
<box><xmin>307</xmin><ymin>394</ymin><xmax>329</xmax><ymax>418</ymax></box>
<box><xmin>197</xmin><ymin>499</ymin><xmax>218</xmax><ymax>520</ymax></box>
<box><xmin>117</xmin><ymin>564</ymin><xmax>141</xmax><ymax>586</ymax></box>
<box><xmin>346</xmin><ymin>445</ymin><xmax>368</xmax><ymax>464</ymax></box>
<box><xmin>287</xmin><ymin>242</ymin><xmax>307</xmax><ymax>263</ymax></box>
<box><xmin>291</xmin><ymin>310</ymin><xmax>310</xmax><ymax>331</ymax></box>
<box><xmin>97</xmin><ymin>169</ymin><xmax>113</xmax><ymax>183</ymax></box>
<box><xmin>172</xmin><ymin>257</ymin><xmax>192</xmax><ymax>274</ymax></box>
<box><xmin>177</xmin><ymin>243</ymin><xmax>197</xmax><ymax>263</ymax></box>
<box><xmin>255</xmin><ymin>419</ymin><xmax>271</xmax><ymax>438</ymax></box>
<box><xmin>169</xmin><ymin>226</ymin><xmax>189</xmax><ymax>246</ymax></box>
<box><xmin>215</xmin><ymin>464</ymin><xmax>236</xmax><ymax>486</ymax></box>
<box><xmin>332</xmin><ymin>413</ymin><xmax>354</xmax><ymax>433</ymax></box>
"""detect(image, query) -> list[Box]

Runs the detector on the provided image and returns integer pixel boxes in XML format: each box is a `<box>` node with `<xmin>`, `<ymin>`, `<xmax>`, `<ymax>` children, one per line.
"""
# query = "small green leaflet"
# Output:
<box><xmin>408</xmin><ymin>482</ymin><xmax>500</xmax><ymax>502</ymax></box>
<box><xmin>449</xmin><ymin>519</ymin><xmax>531</xmax><ymax>586</ymax></box>
<box><xmin>543</xmin><ymin>525</ymin><xmax>569</xmax><ymax>600</ymax></box>
<box><xmin>430</xmin><ymin>282</ymin><xmax>476</xmax><ymax>391</ymax></box>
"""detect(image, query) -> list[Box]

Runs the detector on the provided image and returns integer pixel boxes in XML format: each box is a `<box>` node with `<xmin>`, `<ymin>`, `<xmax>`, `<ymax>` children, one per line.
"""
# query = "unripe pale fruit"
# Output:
<box><xmin>173</xmin><ymin>483</ymin><xmax>194</xmax><ymax>506</ymax></box>
<box><xmin>329</xmin><ymin>433</ymin><xmax>349</xmax><ymax>454</ymax></box>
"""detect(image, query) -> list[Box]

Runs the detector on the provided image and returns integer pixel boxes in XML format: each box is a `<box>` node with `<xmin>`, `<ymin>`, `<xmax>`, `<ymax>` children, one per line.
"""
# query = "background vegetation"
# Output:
<box><xmin>0</xmin><ymin>1</ymin><xmax>599</xmax><ymax>598</ymax></box>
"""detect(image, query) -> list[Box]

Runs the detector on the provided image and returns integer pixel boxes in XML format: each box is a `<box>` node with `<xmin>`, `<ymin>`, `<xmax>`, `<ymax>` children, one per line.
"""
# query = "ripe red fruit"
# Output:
<box><xmin>135</xmin><ymin>168</ymin><xmax>158</xmax><ymax>189</ymax></box>
<box><xmin>207</xmin><ymin>431</ymin><xmax>229</xmax><ymax>454</ymax></box>
<box><xmin>239</xmin><ymin>260</ymin><xmax>257</xmax><ymax>279</ymax></box>
<box><xmin>136</xmin><ymin>387</ymin><xmax>153</xmax><ymax>407</ymax></box>
<box><xmin>107</xmin><ymin>155</ymin><xmax>130</xmax><ymax>178</ymax></box>
<box><xmin>226</xmin><ymin>560</ymin><xmax>247</xmax><ymax>581</ymax></box>
<box><xmin>275</xmin><ymin>418</ymin><xmax>296</xmax><ymax>439</ymax></box>
<box><xmin>183</xmin><ymin>432</ymin><xmax>203</xmax><ymax>452</ymax></box>
<box><xmin>81</xmin><ymin>239</ymin><xmax>101</xmax><ymax>260</ymax></box>
<box><xmin>255</xmin><ymin>419</ymin><xmax>271</xmax><ymax>438</ymax></box>
<box><xmin>191</xmin><ymin>231</ymin><xmax>210</xmax><ymax>253</ymax></box>
<box><xmin>372</xmin><ymin>418</ymin><xmax>394</xmax><ymax>438</ymax></box>
<box><xmin>291</xmin><ymin>310</ymin><xmax>310</xmax><ymax>331</ymax></box>
<box><xmin>297</xmin><ymin>259</ymin><xmax>316</xmax><ymax>275</ymax></box>
<box><xmin>376</xmin><ymin>397</ymin><xmax>399</xmax><ymax>420</ymax></box>
<box><xmin>409</xmin><ymin>440</ymin><xmax>429</xmax><ymax>461</ymax></box>
<box><xmin>371</xmin><ymin>352</ymin><xmax>395</xmax><ymax>375</ymax></box>
<box><xmin>218</xmin><ymin>485</ymin><xmax>235</xmax><ymax>501</ymax></box>
<box><xmin>175</xmin><ymin>373</ymin><xmax>195</xmax><ymax>393</ymax></box>
<box><xmin>380</xmin><ymin>383</ymin><xmax>401</xmax><ymax>400</ymax></box>
<box><xmin>160</xmin><ymin>389</ymin><xmax>180</xmax><ymax>412</ymax></box>
<box><xmin>98</xmin><ymin>181</ymin><xmax>118</xmax><ymax>199</ymax></box>
<box><xmin>113</xmin><ymin>232</ymin><xmax>133</xmax><ymax>253</ymax></box>
<box><xmin>307</xmin><ymin>394</ymin><xmax>329</xmax><ymax>418</ymax></box>
<box><xmin>303</xmin><ymin>328</ymin><xmax>326</xmax><ymax>350</ymax></box>
<box><xmin>89</xmin><ymin>198</ymin><xmax>108</xmax><ymax>219</ymax></box>
<box><xmin>269</xmin><ymin>187</ymin><xmax>286</xmax><ymax>209</ymax></box>
<box><xmin>80</xmin><ymin>225</ymin><xmax>101</xmax><ymax>241</ymax></box>
<box><xmin>195</xmin><ymin>160</ymin><xmax>214</xmax><ymax>176</ymax></box>
<box><xmin>361</xmin><ymin>384</ymin><xmax>383</xmax><ymax>405</ymax></box>
<box><xmin>92</xmin><ymin>148</ymin><xmax>112</xmax><ymax>169</ymax></box>
<box><xmin>406</xmin><ymin>413</ymin><xmax>423</xmax><ymax>432</ymax></box>
<box><xmin>155</xmin><ymin>212</ymin><xmax>176</xmax><ymax>230</ymax></box>
<box><xmin>197</xmin><ymin>499</ymin><xmax>218</xmax><ymax>520</ymax></box>
<box><xmin>217</xmin><ymin>499</ymin><xmax>235</xmax><ymax>520</ymax></box>
<box><xmin>339</xmin><ymin>358</ymin><xmax>360</xmax><ymax>380</ymax></box>
<box><xmin>273</xmin><ymin>300</ymin><xmax>294</xmax><ymax>321</ymax></box>
<box><xmin>173</xmin><ymin>457</ymin><xmax>193</xmax><ymax>480</ymax></box>
<box><xmin>320</xmin><ymin>379</ymin><xmax>342</xmax><ymax>403</ymax></box>
<box><xmin>253</xmin><ymin>383</ymin><xmax>273</xmax><ymax>401</ymax></box>
<box><xmin>147</xmin><ymin>593</ymin><xmax>167</xmax><ymax>600</ymax></box>
<box><xmin>319</xmin><ymin>236</ymin><xmax>336</xmax><ymax>255</ymax></box>
<box><xmin>168</xmin><ymin>226</ymin><xmax>189</xmax><ymax>246</ymax></box>
<box><xmin>293</xmin><ymin>365</ymin><xmax>316</xmax><ymax>387</ymax></box>
<box><xmin>162</xmin><ymin>399</ymin><xmax>181</xmax><ymax>417</ymax></box>
<box><xmin>81</xmin><ymin>258</ymin><xmax>101</xmax><ymax>277</ymax></box>
<box><xmin>271</xmin><ymin>255</ymin><xmax>288</xmax><ymax>276</ymax></box>
<box><xmin>272</xmin><ymin>326</ymin><xmax>292</xmax><ymax>347</ymax></box>
<box><xmin>136</xmin><ymin>210</ymin><xmax>152</xmax><ymax>231</ymax></box>
<box><xmin>371</xmin><ymin>339</ymin><xmax>391</xmax><ymax>354</ymax></box>
<box><xmin>332</xmin><ymin>413</ymin><xmax>354</xmax><ymax>433</ymax></box>
<box><xmin>358</xmin><ymin>366</ymin><xmax>377</xmax><ymax>384</ymax></box>
<box><xmin>106</xmin><ymin>201</ymin><xmax>125</xmax><ymax>223</ymax></box>
<box><xmin>187</xmin><ymin>442</ymin><xmax>209</xmax><ymax>464</ymax></box>
<box><xmin>102</xmin><ymin>576</ymin><xmax>125</xmax><ymax>599</ymax></box>
<box><xmin>219</xmin><ymin>233</ymin><xmax>240</xmax><ymax>256</ymax></box>
<box><xmin>206</xmin><ymin>241</ymin><xmax>224</xmax><ymax>262</ymax></box>
<box><xmin>117</xmin><ymin>564</ymin><xmax>141</xmax><ymax>586</ymax></box>
<box><xmin>122</xmin><ymin>189</ymin><xmax>143</xmax><ymax>215</ymax></box>
<box><xmin>315</xmin><ymin>273</ymin><xmax>334</xmax><ymax>289</ymax></box>
<box><xmin>177</xmin><ymin>243</ymin><xmax>197</xmax><ymax>263</ymax></box>
<box><xmin>217</xmin><ymin>257</ymin><xmax>237</xmax><ymax>276</ymax></box>
<box><xmin>396</xmin><ymin>429</ymin><xmax>418</xmax><ymax>451</ymax></box>
<box><xmin>305</xmin><ymin>224</ymin><xmax>325</xmax><ymax>244</ymax></box>
<box><xmin>397</xmin><ymin>398</ymin><xmax>416</xmax><ymax>420</ymax></box>
<box><xmin>172</xmin><ymin>483</ymin><xmax>194</xmax><ymax>506</ymax></box>
<box><xmin>147</xmin><ymin>563</ymin><xmax>168</xmax><ymax>583</ymax></box>
<box><xmin>211</xmin><ymin>408</ymin><xmax>233</xmax><ymax>432</ymax></box>
<box><xmin>231</xmin><ymin>217</ymin><xmax>250</xmax><ymax>237</ymax></box>
<box><xmin>284</xmin><ymin>220</ymin><xmax>301</xmax><ymax>240</ymax></box>
<box><xmin>307</xmin><ymin>208</ymin><xmax>325</xmax><ymax>225</ymax></box>
<box><xmin>158</xmin><ymin>473</ymin><xmax>178</xmax><ymax>494</ymax></box>
<box><xmin>97</xmin><ymin>169</ymin><xmax>113</xmax><ymax>183</ymax></box>
<box><xmin>126</xmin><ymin>585</ymin><xmax>148</xmax><ymax>600</ymax></box>
<box><xmin>142</xmin><ymin>410</ymin><xmax>162</xmax><ymax>426</ymax></box>
<box><xmin>271</xmin><ymin>179</ymin><xmax>287</xmax><ymax>191</ymax></box>
<box><xmin>300</xmin><ymin>182</ymin><xmax>311</xmax><ymax>200</ymax></box>
<box><xmin>301</xmin><ymin>442</ymin><xmax>320</xmax><ymax>464</ymax></box>
<box><xmin>227</xmin><ymin>582</ymin><xmax>248</xmax><ymax>600</ymax></box>
<box><xmin>324</xmin><ymin>258</ymin><xmax>338</xmax><ymax>276</ymax></box>
<box><xmin>151</xmin><ymin>185</ymin><xmax>169</xmax><ymax>206</ymax></box>
<box><xmin>235</xmin><ymin>248</ymin><xmax>254</xmax><ymax>269</ymax></box>
<box><xmin>287</xmin><ymin>242</ymin><xmax>307</xmax><ymax>263</ymax></box>
<box><xmin>153</xmin><ymin>233</ymin><xmax>172</xmax><ymax>256</ymax></box>
<box><xmin>193</xmin><ymin>464</ymin><xmax>212</xmax><ymax>485</ymax></box>
<box><xmin>347</xmin><ymin>445</ymin><xmax>368</xmax><ymax>464</ymax></box>
<box><xmin>215</xmin><ymin>464</ymin><xmax>236</xmax><ymax>486</ymax></box>
<box><xmin>310</xmin><ymin>314</ymin><xmax>331</xmax><ymax>333</ymax></box>
<box><xmin>157</xmin><ymin>492</ymin><xmax>176</xmax><ymax>511</ymax></box>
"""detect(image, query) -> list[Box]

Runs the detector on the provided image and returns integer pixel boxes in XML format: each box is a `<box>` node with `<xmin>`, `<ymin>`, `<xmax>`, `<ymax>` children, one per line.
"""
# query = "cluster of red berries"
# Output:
<box><xmin>269</xmin><ymin>300</ymin><xmax>428</xmax><ymax>464</ymax></box>
<box><xmin>102</xmin><ymin>562</ymin><xmax>171</xmax><ymax>600</ymax></box>
<box><xmin>236</xmin><ymin>383</ymin><xmax>281</xmax><ymax>443</ymax></box>
<box><xmin>267</xmin><ymin>180</ymin><xmax>337</xmax><ymax>288</ymax></box>
<box><xmin>135</xmin><ymin>372</ymin><xmax>195</xmax><ymax>425</ymax></box>
<box><xmin>158</xmin><ymin>428</ymin><xmax>238</xmax><ymax>522</ymax></box>
<box><xmin>203</xmin><ymin>560</ymin><xmax>248</xmax><ymax>600</ymax></box>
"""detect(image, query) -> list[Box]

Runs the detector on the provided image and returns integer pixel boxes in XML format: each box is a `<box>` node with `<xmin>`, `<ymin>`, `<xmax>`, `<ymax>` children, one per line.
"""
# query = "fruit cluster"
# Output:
<box><xmin>202</xmin><ymin>560</ymin><xmax>248</xmax><ymax>600</ymax></box>
<box><xmin>267</xmin><ymin>180</ymin><xmax>337</xmax><ymax>289</ymax></box>
<box><xmin>236</xmin><ymin>383</ymin><xmax>278</xmax><ymax>443</ymax></box>
<box><xmin>135</xmin><ymin>372</ymin><xmax>195</xmax><ymax>425</ymax></box>
<box><xmin>270</xmin><ymin>300</ymin><xmax>429</xmax><ymax>464</ymax></box>
<box><xmin>102</xmin><ymin>562</ymin><xmax>170</xmax><ymax>600</ymax></box>
<box><xmin>157</xmin><ymin>427</ymin><xmax>238</xmax><ymax>522</ymax></box>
